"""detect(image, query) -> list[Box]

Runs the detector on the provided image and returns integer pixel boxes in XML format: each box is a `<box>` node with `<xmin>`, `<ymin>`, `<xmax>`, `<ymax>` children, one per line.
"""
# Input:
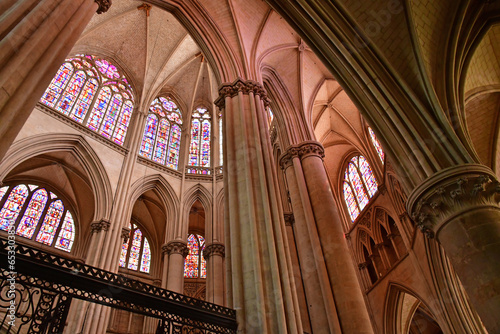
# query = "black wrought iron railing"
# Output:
<box><xmin>0</xmin><ymin>238</ymin><xmax>237</xmax><ymax>333</ymax></box>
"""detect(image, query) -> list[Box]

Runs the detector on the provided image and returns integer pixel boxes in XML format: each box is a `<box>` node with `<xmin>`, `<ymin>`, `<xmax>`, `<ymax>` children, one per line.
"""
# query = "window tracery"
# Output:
<box><xmin>368</xmin><ymin>127</ymin><xmax>384</xmax><ymax>164</ymax></box>
<box><xmin>119</xmin><ymin>223</ymin><xmax>151</xmax><ymax>273</ymax></box>
<box><xmin>0</xmin><ymin>184</ymin><xmax>75</xmax><ymax>252</ymax></box>
<box><xmin>40</xmin><ymin>54</ymin><xmax>134</xmax><ymax>145</ymax></box>
<box><xmin>343</xmin><ymin>156</ymin><xmax>378</xmax><ymax>222</ymax></box>
<box><xmin>139</xmin><ymin>97</ymin><xmax>183</xmax><ymax>169</ymax></box>
<box><xmin>184</xmin><ymin>234</ymin><xmax>206</xmax><ymax>279</ymax></box>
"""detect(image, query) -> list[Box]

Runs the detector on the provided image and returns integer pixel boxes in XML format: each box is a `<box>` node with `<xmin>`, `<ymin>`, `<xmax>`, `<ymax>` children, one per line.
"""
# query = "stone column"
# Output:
<box><xmin>283</xmin><ymin>140</ymin><xmax>374</xmax><ymax>333</ymax></box>
<box><xmin>408</xmin><ymin>165</ymin><xmax>500</xmax><ymax>333</ymax></box>
<box><xmin>161</xmin><ymin>244</ymin><xmax>170</xmax><ymax>289</ymax></box>
<box><xmin>0</xmin><ymin>0</ymin><xmax>110</xmax><ymax>160</ymax></box>
<box><xmin>280</xmin><ymin>149</ymin><xmax>342</xmax><ymax>333</ymax></box>
<box><xmin>165</xmin><ymin>240</ymin><xmax>189</xmax><ymax>293</ymax></box>
<box><xmin>204</xmin><ymin>243</ymin><xmax>225</xmax><ymax>305</ymax></box>
<box><xmin>65</xmin><ymin>219</ymin><xmax>110</xmax><ymax>333</ymax></box>
<box><xmin>215</xmin><ymin>78</ymin><xmax>303</xmax><ymax>333</ymax></box>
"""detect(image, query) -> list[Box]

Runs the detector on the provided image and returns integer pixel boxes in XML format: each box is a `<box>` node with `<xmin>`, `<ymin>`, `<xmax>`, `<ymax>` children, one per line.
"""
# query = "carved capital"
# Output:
<box><xmin>407</xmin><ymin>165</ymin><xmax>500</xmax><ymax>239</ymax></box>
<box><xmin>284</xmin><ymin>212</ymin><xmax>295</xmax><ymax>226</ymax></box>
<box><xmin>121</xmin><ymin>227</ymin><xmax>130</xmax><ymax>243</ymax></box>
<box><xmin>164</xmin><ymin>241</ymin><xmax>189</xmax><ymax>257</ymax></box>
<box><xmin>203</xmin><ymin>243</ymin><xmax>225</xmax><ymax>260</ymax></box>
<box><xmin>214</xmin><ymin>78</ymin><xmax>269</xmax><ymax>110</ymax></box>
<box><xmin>95</xmin><ymin>0</ymin><xmax>112</xmax><ymax>14</ymax></box>
<box><xmin>279</xmin><ymin>147</ymin><xmax>299</xmax><ymax>170</ymax></box>
<box><xmin>358</xmin><ymin>262</ymin><xmax>368</xmax><ymax>269</ymax></box>
<box><xmin>153</xmin><ymin>279</ymin><xmax>162</xmax><ymax>287</ymax></box>
<box><xmin>91</xmin><ymin>219</ymin><xmax>110</xmax><ymax>234</ymax></box>
<box><xmin>296</xmin><ymin>141</ymin><xmax>325</xmax><ymax>160</ymax></box>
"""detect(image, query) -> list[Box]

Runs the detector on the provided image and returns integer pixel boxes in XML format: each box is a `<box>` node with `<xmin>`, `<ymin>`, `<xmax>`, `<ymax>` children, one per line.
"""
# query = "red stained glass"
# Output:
<box><xmin>70</xmin><ymin>78</ymin><xmax>98</xmax><ymax>123</ymax></box>
<box><xmin>139</xmin><ymin>114</ymin><xmax>158</xmax><ymax>159</ymax></box>
<box><xmin>140</xmin><ymin>238</ymin><xmax>151</xmax><ymax>273</ymax></box>
<box><xmin>100</xmin><ymin>94</ymin><xmax>122</xmax><ymax>139</ymax></box>
<box><xmin>189</xmin><ymin>119</ymin><xmax>201</xmax><ymax>166</ymax></box>
<box><xmin>113</xmin><ymin>100</ymin><xmax>133</xmax><ymax>145</ymax></box>
<box><xmin>201</xmin><ymin>120</ymin><xmax>211</xmax><ymax>167</ymax></box>
<box><xmin>0</xmin><ymin>185</ymin><xmax>29</xmax><ymax>231</ymax></box>
<box><xmin>184</xmin><ymin>234</ymin><xmax>206</xmax><ymax>279</ymax></box>
<box><xmin>358</xmin><ymin>156</ymin><xmax>378</xmax><ymax>197</ymax></box>
<box><xmin>55</xmin><ymin>70</ymin><xmax>86</xmax><ymax>115</ymax></box>
<box><xmin>16</xmin><ymin>188</ymin><xmax>48</xmax><ymax>239</ymax></box>
<box><xmin>55</xmin><ymin>211</ymin><xmax>75</xmax><ymax>252</ymax></box>
<box><xmin>119</xmin><ymin>237</ymin><xmax>129</xmax><ymax>268</ymax></box>
<box><xmin>167</xmin><ymin>125</ymin><xmax>181</xmax><ymax>169</ymax></box>
<box><xmin>87</xmin><ymin>87</ymin><xmax>111</xmax><ymax>131</ymax></box>
<box><xmin>127</xmin><ymin>228</ymin><xmax>142</xmax><ymax>271</ymax></box>
<box><xmin>152</xmin><ymin>118</ymin><xmax>170</xmax><ymax>165</ymax></box>
<box><xmin>343</xmin><ymin>182</ymin><xmax>360</xmax><ymax>222</ymax></box>
<box><xmin>36</xmin><ymin>200</ymin><xmax>64</xmax><ymax>246</ymax></box>
<box><xmin>40</xmin><ymin>63</ymin><xmax>73</xmax><ymax>107</ymax></box>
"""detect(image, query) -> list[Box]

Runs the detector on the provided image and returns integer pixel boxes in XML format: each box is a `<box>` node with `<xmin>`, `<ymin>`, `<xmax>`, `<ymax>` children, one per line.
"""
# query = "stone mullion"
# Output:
<box><xmin>215</xmin><ymin>79</ymin><xmax>302</xmax><ymax>333</ymax></box>
<box><xmin>376</xmin><ymin>242</ymin><xmax>391</xmax><ymax>270</ymax></box>
<box><xmin>408</xmin><ymin>165</ymin><xmax>500</xmax><ymax>332</ymax></box>
<box><xmin>0</xmin><ymin>0</ymin><xmax>106</xmax><ymax>160</ymax></box>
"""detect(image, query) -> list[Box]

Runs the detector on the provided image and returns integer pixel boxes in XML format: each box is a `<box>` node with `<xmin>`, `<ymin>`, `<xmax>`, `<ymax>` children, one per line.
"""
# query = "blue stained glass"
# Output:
<box><xmin>153</xmin><ymin>118</ymin><xmax>170</xmax><ymax>165</ymax></box>
<box><xmin>189</xmin><ymin>119</ymin><xmax>201</xmax><ymax>166</ymax></box>
<box><xmin>139</xmin><ymin>114</ymin><xmax>158</xmax><ymax>159</ymax></box>
<box><xmin>55</xmin><ymin>211</ymin><xmax>75</xmax><ymax>252</ymax></box>
<box><xmin>16</xmin><ymin>188</ymin><xmax>48</xmax><ymax>239</ymax></box>
<box><xmin>140</xmin><ymin>238</ymin><xmax>151</xmax><ymax>273</ymax></box>
<box><xmin>0</xmin><ymin>185</ymin><xmax>29</xmax><ymax>231</ymax></box>
<box><xmin>100</xmin><ymin>94</ymin><xmax>122</xmax><ymax>139</ymax></box>
<box><xmin>343</xmin><ymin>182</ymin><xmax>360</xmax><ymax>222</ymax></box>
<box><xmin>70</xmin><ymin>78</ymin><xmax>98</xmax><ymax>123</ymax></box>
<box><xmin>201</xmin><ymin>120</ymin><xmax>211</xmax><ymax>167</ymax></box>
<box><xmin>113</xmin><ymin>100</ymin><xmax>133</xmax><ymax>145</ymax></box>
<box><xmin>40</xmin><ymin>63</ymin><xmax>73</xmax><ymax>107</ymax></box>
<box><xmin>358</xmin><ymin>156</ymin><xmax>378</xmax><ymax>197</ymax></box>
<box><xmin>87</xmin><ymin>87</ymin><xmax>111</xmax><ymax>131</ymax></box>
<box><xmin>368</xmin><ymin>127</ymin><xmax>385</xmax><ymax>163</ymax></box>
<box><xmin>36</xmin><ymin>200</ymin><xmax>64</xmax><ymax>246</ymax></box>
<box><xmin>166</xmin><ymin>124</ymin><xmax>181</xmax><ymax>169</ymax></box>
<box><xmin>56</xmin><ymin>71</ymin><xmax>86</xmax><ymax>115</ymax></box>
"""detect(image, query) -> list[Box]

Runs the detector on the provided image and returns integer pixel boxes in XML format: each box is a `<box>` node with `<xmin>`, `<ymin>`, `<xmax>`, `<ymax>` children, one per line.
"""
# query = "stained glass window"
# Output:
<box><xmin>368</xmin><ymin>127</ymin><xmax>385</xmax><ymax>163</ymax></box>
<box><xmin>0</xmin><ymin>184</ymin><xmax>75</xmax><ymax>252</ymax></box>
<box><xmin>267</xmin><ymin>107</ymin><xmax>274</xmax><ymax>127</ymax></box>
<box><xmin>40</xmin><ymin>54</ymin><xmax>134</xmax><ymax>146</ymax></box>
<box><xmin>343</xmin><ymin>156</ymin><xmax>378</xmax><ymax>222</ymax></box>
<box><xmin>119</xmin><ymin>223</ymin><xmax>151</xmax><ymax>273</ymax></box>
<box><xmin>184</xmin><ymin>234</ymin><xmax>206</xmax><ymax>279</ymax></box>
<box><xmin>138</xmin><ymin>97</ymin><xmax>183</xmax><ymax>169</ymax></box>
<box><xmin>188</xmin><ymin>108</ymin><xmax>211</xmax><ymax>168</ymax></box>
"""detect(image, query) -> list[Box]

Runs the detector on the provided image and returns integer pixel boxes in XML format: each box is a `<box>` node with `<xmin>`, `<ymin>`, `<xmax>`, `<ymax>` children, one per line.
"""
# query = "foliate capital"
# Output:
<box><xmin>203</xmin><ymin>243</ymin><xmax>225</xmax><ymax>260</ymax></box>
<box><xmin>164</xmin><ymin>241</ymin><xmax>189</xmax><ymax>257</ymax></box>
<box><xmin>95</xmin><ymin>0</ymin><xmax>112</xmax><ymax>14</ymax></box>
<box><xmin>121</xmin><ymin>227</ymin><xmax>131</xmax><ymax>242</ymax></box>
<box><xmin>91</xmin><ymin>219</ymin><xmax>110</xmax><ymax>234</ymax></box>
<box><xmin>407</xmin><ymin>165</ymin><xmax>500</xmax><ymax>239</ymax></box>
<box><xmin>279</xmin><ymin>141</ymin><xmax>325</xmax><ymax>170</ymax></box>
<box><xmin>214</xmin><ymin>78</ymin><xmax>269</xmax><ymax>110</ymax></box>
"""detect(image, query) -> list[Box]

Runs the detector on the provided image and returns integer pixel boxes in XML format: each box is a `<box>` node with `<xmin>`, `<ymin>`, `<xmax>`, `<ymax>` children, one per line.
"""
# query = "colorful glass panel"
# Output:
<box><xmin>55</xmin><ymin>211</ymin><xmax>75</xmax><ymax>252</ymax></box>
<box><xmin>55</xmin><ymin>70</ymin><xmax>86</xmax><ymax>115</ymax></box>
<box><xmin>348</xmin><ymin>161</ymin><xmax>369</xmax><ymax>210</ymax></box>
<box><xmin>87</xmin><ymin>87</ymin><xmax>111</xmax><ymax>131</ymax></box>
<box><xmin>358</xmin><ymin>156</ymin><xmax>378</xmax><ymax>197</ymax></box>
<box><xmin>139</xmin><ymin>114</ymin><xmax>158</xmax><ymax>159</ymax></box>
<box><xmin>70</xmin><ymin>78</ymin><xmax>98</xmax><ymax>123</ymax></box>
<box><xmin>140</xmin><ymin>238</ymin><xmax>151</xmax><ymax>273</ymax></box>
<box><xmin>119</xmin><ymin>237</ymin><xmax>129</xmax><ymax>268</ymax></box>
<box><xmin>16</xmin><ymin>188</ymin><xmax>48</xmax><ymax>239</ymax></box>
<box><xmin>100</xmin><ymin>94</ymin><xmax>122</xmax><ymax>139</ymax></box>
<box><xmin>113</xmin><ymin>100</ymin><xmax>133</xmax><ymax>145</ymax></box>
<box><xmin>152</xmin><ymin>118</ymin><xmax>170</xmax><ymax>165</ymax></box>
<box><xmin>201</xmin><ymin>120</ymin><xmax>211</xmax><ymax>167</ymax></box>
<box><xmin>368</xmin><ymin>127</ymin><xmax>385</xmax><ymax>163</ymax></box>
<box><xmin>343</xmin><ymin>182</ymin><xmax>360</xmax><ymax>222</ymax></box>
<box><xmin>0</xmin><ymin>186</ymin><xmax>8</xmax><ymax>203</ymax></box>
<box><xmin>184</xmin><ymin>234</ymin><xmax>199</xmax><ymax>278</ymax></box>
<box><xmin>95</xmin><ymin>59</ymin><xmax>120</xmax><ymax>79</ymax></box>
<box><xmin>127</xmin><ymin>229</ymin><xmax>142</xmax><ymax>271</ymax></box>
<box><xmin>188</xmin><ymin>119</ymin><xmax>201</xmax><ymax>166</ymax></box>
<box><xmin>40</xmin><ymin>63</ymin><xmax>73</xmax><ymax>107</ymax></box>
<box><xmin>36</xmin><ymin>200</ymin><xmax>64</xmax><ymax>246</ymax></box>
<box><xmin>166</xmin><ymin>124</ymin><xmax>181</xmax><ymax>169</ymax></box>
<box><xmin>0</xmin><ymin>185</ymin><xmax>29</xmax><ymax>231</ymax></box>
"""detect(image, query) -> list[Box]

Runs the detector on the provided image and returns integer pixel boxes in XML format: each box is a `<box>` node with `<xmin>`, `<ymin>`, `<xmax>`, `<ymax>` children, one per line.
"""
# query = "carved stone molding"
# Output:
<box><xmin>358</xmin><ymin>262</ymin><xmax>368</xmax><ymax>269</ymax></box>
<box><xmin>95</xmin><ymin>0</ymin><xmax>112</xmax><ymax>14</ymax></box>
<box><xmin>203</xmin><ymin>243</ymin><xmax>225</xmax><ymax>260</ymax></box>
<box><xmin>90</xmin><ymin>219</ymin><xmax>110</xmax><ymax>234</ymax></box>
<box><xmin>407</xmin><ymin>165</ymin><xmax>500</xmax><ymax>239</ymax></box>
<box><xmin>164</xmin><ymin>241</ymin><xmax>189</xmax><ymax>257</ymax></box>
<box><xmin>279</xmin><ymin>141</ymin><xmax>325</xmax><ymax>170</ymax></box>
<box><xmin>283</xmin><ymin>212</ymin><xmax>295</xmax><ymax>226</ymax></box>
<box><xmin>214</xmin><ymin>78</ymin><xmax>269</xmax><ymax>110</ymax></box>
<box><xmin>153</xmin><ymin>279</ymin><xmax>161</xmax><ymax>287</ymax></box>
<box><xmin>121</xmin><ymin>227</ymin><xmax>130</xmax><ymax>243</ymax></box>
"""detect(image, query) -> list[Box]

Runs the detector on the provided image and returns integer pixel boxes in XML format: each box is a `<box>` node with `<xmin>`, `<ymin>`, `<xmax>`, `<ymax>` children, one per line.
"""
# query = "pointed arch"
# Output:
<box><xmin>182</xmin><ymin>184</ymin><xmax>213</xmax><ymax>240</ymax></box>
<box><xmin>128</xmin><ymin>174</ymin><xmax>180</xmax><ymax>243</ymax></box>
<box><xmin>0</xmin><ymin>134</ymin><xmax>113</xmax><ymax>221</ymax></box>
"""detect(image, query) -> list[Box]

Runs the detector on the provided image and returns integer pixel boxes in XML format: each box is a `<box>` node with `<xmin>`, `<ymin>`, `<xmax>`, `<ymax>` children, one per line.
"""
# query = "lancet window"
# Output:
<box><xmin>139</xmin><ymin>97</ymin><xmax>183</xmax><ymax>169</ymax></box>
<box><xmin>343</xmin><ymin>156</ymin><xmax>378</xmax><ymax>222</ymax></box>
<box><xmin>368</xmin><ymin>127</ymin><xmax>385</xmax><ymax>164</ymax></box>
<box><xmin>188</xmin><ymin>108</ymin><xmax>211</xmax><ymax>168</ymax></box>
<box><xmin>119</xmin><ymin>223</ymin><xmax>151</xmax><ymax>273</ymax></box>
<box><xmin>184</xmin><ymin>234</ymin><xmax>206</xmax><ymax>279</ymax></box>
